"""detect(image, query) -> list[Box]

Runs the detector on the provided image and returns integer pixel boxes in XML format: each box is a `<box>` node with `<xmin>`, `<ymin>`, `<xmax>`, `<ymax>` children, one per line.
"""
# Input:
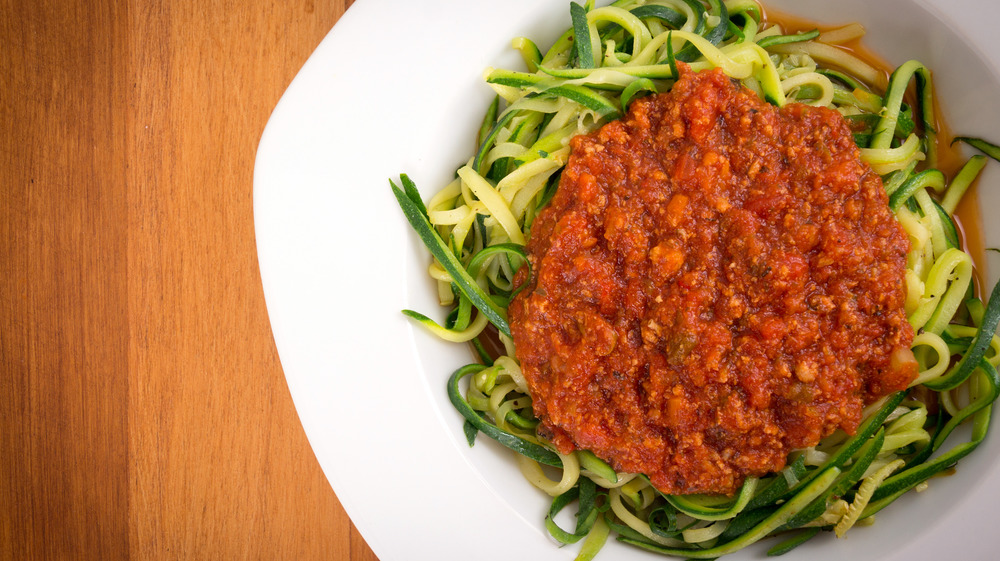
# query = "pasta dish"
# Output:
<box><xmin>391</xmin><ymin>0</ymin><xmax>1000</xmax><ymax>558</ymax></box>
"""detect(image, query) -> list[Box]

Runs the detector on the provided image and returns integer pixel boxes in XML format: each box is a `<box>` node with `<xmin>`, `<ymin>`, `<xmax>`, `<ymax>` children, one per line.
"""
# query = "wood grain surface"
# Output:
<box><xmin>1</xmin><ymin>0</ymin><xmax>379</xmax><ymax>558</ymax></box>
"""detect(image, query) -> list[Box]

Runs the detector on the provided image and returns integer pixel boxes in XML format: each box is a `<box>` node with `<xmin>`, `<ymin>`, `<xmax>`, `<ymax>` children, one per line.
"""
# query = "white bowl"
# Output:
<box><xmin>254</xmin><ymin>0</ymin><xmax>1000</xmax><ymax>559</ymax></box>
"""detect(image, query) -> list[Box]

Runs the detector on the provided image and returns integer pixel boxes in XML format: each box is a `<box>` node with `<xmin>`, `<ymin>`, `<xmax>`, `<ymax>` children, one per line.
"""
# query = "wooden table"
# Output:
<box><xmin>2</xmin><ymin>0</ymin><xmax>378</xmax><ymax>558</ymax></box>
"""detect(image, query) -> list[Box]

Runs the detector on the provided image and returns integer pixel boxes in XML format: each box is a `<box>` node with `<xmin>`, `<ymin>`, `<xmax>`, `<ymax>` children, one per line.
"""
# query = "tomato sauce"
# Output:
<box><xmin>508</xmin><ymin>65</ymin><xmax>917</xmax><ymax>495</ymax></box>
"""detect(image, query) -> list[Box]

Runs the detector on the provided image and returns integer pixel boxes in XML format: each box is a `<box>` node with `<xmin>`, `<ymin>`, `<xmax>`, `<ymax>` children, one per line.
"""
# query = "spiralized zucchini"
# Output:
<box><xmin>390</xmin><ymin>0</ymin><xmax>1000</xmax><ymax>558</ymax></box>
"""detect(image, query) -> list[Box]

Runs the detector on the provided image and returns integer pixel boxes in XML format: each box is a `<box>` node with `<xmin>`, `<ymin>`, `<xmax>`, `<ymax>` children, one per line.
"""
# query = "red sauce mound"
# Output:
<box><xmin>508</xmin><ymin>66</ymin><xmax>916</xmax><ymax>495</ymax></box>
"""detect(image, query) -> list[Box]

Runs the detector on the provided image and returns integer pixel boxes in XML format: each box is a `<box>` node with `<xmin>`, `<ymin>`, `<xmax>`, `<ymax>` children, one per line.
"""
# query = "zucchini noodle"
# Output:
<box><xmin>390</xmin><ymin>0</ymin><xmax>1000</xmax><ymax>558</ymax></box>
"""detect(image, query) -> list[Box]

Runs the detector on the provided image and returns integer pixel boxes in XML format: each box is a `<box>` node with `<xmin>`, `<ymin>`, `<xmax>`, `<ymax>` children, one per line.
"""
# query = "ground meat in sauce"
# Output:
<box><xmin>507</xmin><ymin>65</ymin><xmax>917</xmax><ymax>496</ymax></box>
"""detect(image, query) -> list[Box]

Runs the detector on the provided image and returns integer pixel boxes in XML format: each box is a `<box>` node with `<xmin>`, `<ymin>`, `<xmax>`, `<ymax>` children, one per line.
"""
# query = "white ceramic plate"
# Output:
<box><xmin>254</xmin><ymin>1</ymin><xmax>1000</xmax><ymax>559</ymax></box>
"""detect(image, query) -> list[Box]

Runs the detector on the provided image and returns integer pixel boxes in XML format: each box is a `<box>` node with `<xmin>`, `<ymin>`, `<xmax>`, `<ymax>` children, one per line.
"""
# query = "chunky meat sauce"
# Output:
<box><xmin>508</xmin><ymin>66</ymin><xmax>916</xmax><ymax>495</ymax></box>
